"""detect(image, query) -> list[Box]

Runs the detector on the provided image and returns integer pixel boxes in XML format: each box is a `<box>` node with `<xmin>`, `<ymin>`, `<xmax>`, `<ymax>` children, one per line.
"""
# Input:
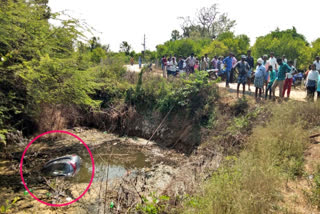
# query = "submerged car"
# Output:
<box><xmin>42</xmin><ymin>155</ymin><xmax>81</xmax><ymax>177</ymax></box>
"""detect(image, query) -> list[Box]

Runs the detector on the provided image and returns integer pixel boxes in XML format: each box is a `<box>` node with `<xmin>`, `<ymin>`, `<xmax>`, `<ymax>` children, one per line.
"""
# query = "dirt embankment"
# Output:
<box><xmin>0</xmin><ymin>129</ymin><xmax>223</xmax><ymax>214</ymax></box>
<box><xmin>0</xmin><ymin>87</ymin><xmax>265</xmax><ymax>213</ymax></box>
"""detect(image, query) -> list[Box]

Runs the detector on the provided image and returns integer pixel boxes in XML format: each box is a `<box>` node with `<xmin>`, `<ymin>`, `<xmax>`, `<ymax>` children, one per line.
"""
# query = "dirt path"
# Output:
<box><xmin>217</xmin><ymin>82</ymin><xmax>310</xmax><ymax>102</ymax></box>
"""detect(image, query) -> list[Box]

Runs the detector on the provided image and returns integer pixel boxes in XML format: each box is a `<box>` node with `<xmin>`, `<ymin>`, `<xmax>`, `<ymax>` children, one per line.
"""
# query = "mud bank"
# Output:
<box><xmin>0</xmin><ymin>128</ymin><xmax>222</xmax><ymax>213</ymax></box>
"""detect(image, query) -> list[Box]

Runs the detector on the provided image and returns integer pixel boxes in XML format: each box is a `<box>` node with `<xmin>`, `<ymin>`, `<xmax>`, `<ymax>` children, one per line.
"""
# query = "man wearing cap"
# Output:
<box><xmin>234</xmin><ymin>55</ymin><xmax>250</xmax><ymax>98</ymax></box>
<box><xmin>314</xmin><ymin>56</ymin><xmax>320</xmax><ymax>71</ymax></box>
<box><xmin>245</xmin><ymin>50</ymin><xmax>254</xmax><ymax>91</ymax></box>
<box><xmin>254</xmin><ymin>58</ymin><xmax>267</xmax><ymax>98</ymax></box>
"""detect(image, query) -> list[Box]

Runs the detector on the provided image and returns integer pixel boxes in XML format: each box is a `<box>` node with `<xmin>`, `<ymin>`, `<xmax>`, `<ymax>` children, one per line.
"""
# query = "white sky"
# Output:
<box><xmin>48</xmin><ymin>0</ymin><xmax>319</xmax><ymax>52</ymax></box>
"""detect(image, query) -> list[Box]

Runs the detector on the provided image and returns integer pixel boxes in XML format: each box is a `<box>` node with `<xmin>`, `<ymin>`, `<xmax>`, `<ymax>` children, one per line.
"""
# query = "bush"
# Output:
<box><xmin>184</xmin><ymin>101</ymin><xmax>316</xmax><ymax>214</ymax></box>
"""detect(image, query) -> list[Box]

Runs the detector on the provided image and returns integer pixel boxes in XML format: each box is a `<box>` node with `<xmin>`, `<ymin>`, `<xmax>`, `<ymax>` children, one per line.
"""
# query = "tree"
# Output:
<box><xmin>119</xmin><ymin>41</ymin><xmax>132</xmax><ymax>55</ymax></box>
<box><xmin>311</xmin><ymin>38</ymin><xmax>320</xmax><ymax>58</ymax></box>
<box><xmin>201</xmin><ymin>40</ymin><xmax>228</xmax><ymax>58</ymax></box>
<box><xmin>252</xmin><ymin>27</ymin><xmax>312</xmax><ymax>70</ymax></box>
<box><xmin>171</xmin><ymin>30</ymin><xmax>181</xmax><ymax>41</ymax></box>
<box><xmin>178</xmin><ymin>4</ymin><xmax>236</xmax><ymax>39</ymax></box>
<box><xmin>0</xmin><ymin>0</ymin><xmax>102</xmax><ymax>135</ymax></box>
<box><xmin>216</xmin><ymin>32</ymin><xmax>250</xmax><ymax>57</ymax></box>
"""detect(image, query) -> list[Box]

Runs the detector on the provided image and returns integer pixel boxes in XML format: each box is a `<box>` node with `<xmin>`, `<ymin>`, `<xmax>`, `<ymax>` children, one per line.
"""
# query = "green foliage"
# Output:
<box><xmin>22</xmin><ymin>55</ymin><xmax>100</xmax><ymax>108</ymax></box>
<box><xmin>252</xmin><ymin>27</ymin><xmax>312</xmax><ymax>70</ymax></box>
<box><xmin>0</xmin><ymin>129</ymin><xmax>8</xmax><ymax>146</ymax></box>
<box><xmin>135</xmin><ymin>193</ymin><xmax>170</xmax><ymax>214</ymax></box>
<box><xmin>312</xmin><ymin>38</ymin><xmax>320</xmax><ymax>58</ymax></box>
<box><xmin>184</xmin><ymin>102</ymin><xmax>316</xmax><ymax>214</ymax></box>
<box><xmin>156</xmin><ymin>38</ymin><xmax>210</xmax><ymax>58</ymax></box>
<box><xmin>0</xmin><ymin>197</ymin><xmax>20</xmax><ymax>213</ymax></box>
<box><xmin>216</xmin><ymin>32</ymin><xmax>250</xmax><ymax>57</ymax></box>
<box><xmin>200</xmin><ymin>40</ymin><xmax>228</xmax><ymax>58</ymax></box>
<box><xmin>125</xmin><ymin>71</ymin><xmax>218</xmax><ymax>122</ymax></box>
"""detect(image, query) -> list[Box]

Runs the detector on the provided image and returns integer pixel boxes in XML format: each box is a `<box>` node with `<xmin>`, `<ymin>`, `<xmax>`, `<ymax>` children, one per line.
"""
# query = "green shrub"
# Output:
<box><xmin>184</xmin><ymin>102</ymin><xmax>315</xmax><ymax>214</ymax></box>
<box><xmin>135</xmin><ymin>193</ymin><xmax>170</xmax><ymax>214</ymax></box>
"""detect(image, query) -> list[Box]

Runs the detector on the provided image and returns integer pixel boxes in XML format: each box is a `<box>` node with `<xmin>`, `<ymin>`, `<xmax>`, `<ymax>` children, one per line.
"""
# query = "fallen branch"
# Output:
<box><xmin>310</xmin><ymin>133</ymin><xmax>320</xmax><ymax>139</ymax></box>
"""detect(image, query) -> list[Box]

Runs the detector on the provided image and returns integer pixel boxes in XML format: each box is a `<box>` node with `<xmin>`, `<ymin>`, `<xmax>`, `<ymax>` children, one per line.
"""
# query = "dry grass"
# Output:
<box><xmin>184</xmin><ymin>101</ymin><xmax>320</xmax><ymax>214</ymax></box>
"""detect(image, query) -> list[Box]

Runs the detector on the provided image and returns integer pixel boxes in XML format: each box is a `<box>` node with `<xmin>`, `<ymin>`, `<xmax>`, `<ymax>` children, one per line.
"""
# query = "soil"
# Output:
<box><xmin>280</xmin><ymin>133</ymin><xmax>320</xmax><ymax>213</ymax></box>
<box><xmin>0</xmin><ymin>128</ymin><xmax>223</xmax><ymax>214</ymax></box>
<box><xmin>217</xmin><ymin>82</ymin><xmax>311</xmax><ymax>102</ymax></box>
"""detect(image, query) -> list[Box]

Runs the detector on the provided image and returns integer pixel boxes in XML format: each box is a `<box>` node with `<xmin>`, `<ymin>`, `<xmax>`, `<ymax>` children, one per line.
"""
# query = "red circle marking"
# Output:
<box><xmin>19</xmin><ymin>130</ymin><xmax>95</xmax><ymax>207</ymax></box>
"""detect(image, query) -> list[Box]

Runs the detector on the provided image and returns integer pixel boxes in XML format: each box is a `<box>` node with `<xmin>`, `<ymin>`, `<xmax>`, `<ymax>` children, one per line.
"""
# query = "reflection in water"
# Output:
<box><xmin>68</xmin><ymin>143</ymin><xmax>151</xmax><ymax>183</ymax></box>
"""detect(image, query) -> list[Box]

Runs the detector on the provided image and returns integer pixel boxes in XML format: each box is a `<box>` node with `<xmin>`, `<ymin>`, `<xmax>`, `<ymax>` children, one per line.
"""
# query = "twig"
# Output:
<box><xmin>310</xmin><ymin>133</ymin><xmax>320</xmax><ymax>139</ymax></box>
<box><xmin>142</xmin><ymin>106</ymin><xmax>174</xmax><ymax>149</ymax></box>
<box><xmin>125</xmin><ymin>201</ymin><xmax>137</xmax><ymax>214</ymax></box>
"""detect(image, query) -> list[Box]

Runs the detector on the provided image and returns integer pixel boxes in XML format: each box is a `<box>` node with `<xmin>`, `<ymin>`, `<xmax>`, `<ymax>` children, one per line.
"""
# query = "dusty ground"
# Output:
<box><xmin>217</xmin><ymin>82</ymin><xmax>311</xmax><ymax>102</ymax></box>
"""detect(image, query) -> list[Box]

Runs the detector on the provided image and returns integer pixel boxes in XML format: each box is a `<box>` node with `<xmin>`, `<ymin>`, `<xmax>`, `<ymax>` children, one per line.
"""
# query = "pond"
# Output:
<box><xmin>65</xmin><ymin>142</ymin><xmax>151</xmax><ymax>184</ymax></box>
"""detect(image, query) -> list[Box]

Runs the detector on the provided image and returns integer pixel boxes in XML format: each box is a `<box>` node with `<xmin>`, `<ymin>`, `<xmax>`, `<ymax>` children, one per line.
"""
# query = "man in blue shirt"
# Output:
<box><xmin>223</xmin><ymin>52</ymin><xmax>233</xmax><ymax>87</ymax></box>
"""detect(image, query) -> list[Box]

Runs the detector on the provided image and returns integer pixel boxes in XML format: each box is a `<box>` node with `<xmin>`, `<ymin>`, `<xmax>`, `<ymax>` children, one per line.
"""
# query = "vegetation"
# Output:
<box><xmin>184</xmin><ymin>102</ymin><xmax>320</xmax><ymax>213</ymax></box>
<box><xmin>252</xmin><ymin>27</ymin><xmax>312</xmax><ymax>70</ymax></box>
<box><xmin>135</xmin><ymin>193</ymin><xmax>170</xmax><ymax>214</ymax></box>
<box><xmin>0</xmin><ymin>197</ymin><xmax>20</xmax><ymax>213</ymax></box>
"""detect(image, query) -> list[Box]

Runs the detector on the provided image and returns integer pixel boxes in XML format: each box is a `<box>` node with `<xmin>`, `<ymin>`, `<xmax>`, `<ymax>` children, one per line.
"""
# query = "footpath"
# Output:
<box><xmin>216</xmin><ymin>82</ymin><xmax>309</xmax><ymax>102</ymax></box>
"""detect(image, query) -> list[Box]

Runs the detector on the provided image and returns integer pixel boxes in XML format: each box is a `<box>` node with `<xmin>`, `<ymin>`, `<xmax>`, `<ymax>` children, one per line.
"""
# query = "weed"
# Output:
<box><xmin>0</xmin><ymin>197</ymin><xmax>20</xmax><ymax>213</ymax></box>
<box><xmin>308</xmin><ymin>165</ymin><xmax>320</xmax><ymax>209</ymax></box>
<box><xmin>135</xmin><ymin>193</ymin><xmax>170</xmax><ymax>214</ymax></box>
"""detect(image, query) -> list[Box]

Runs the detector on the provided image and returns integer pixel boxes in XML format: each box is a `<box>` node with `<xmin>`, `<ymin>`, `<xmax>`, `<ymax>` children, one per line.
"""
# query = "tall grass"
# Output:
<box><xmin>184</xmin><ymin>101</ymin><xmax>320</xmax><ymax>214</ymax></box>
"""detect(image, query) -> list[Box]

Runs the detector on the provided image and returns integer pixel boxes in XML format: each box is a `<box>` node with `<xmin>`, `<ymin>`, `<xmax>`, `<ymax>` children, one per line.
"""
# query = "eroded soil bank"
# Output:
<box><xmin>0</xmin><ymin>128</ymin><xmax>222</xmax><ymax>213</ymax></box>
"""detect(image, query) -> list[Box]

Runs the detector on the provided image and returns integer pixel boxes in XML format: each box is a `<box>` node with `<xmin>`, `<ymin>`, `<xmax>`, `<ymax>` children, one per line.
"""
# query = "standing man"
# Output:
<box><xmin>130</xmin><ymin>56</ymin><xmax>134</xmax><ymax>66</ymax></box>
<box><xmin>234</xmin><ymin>55</ymin><xmax>250</xmax><ymax>98</ymax></box>
<box><xmin>305</xmin><ymin>64</ymin><xmax>319</xmax><ymax>101</ymax></box>
<box><xmin>223</xmin><ymin>52</ymin><xmax>234</xmax><ymax>87</ymax></box>
<box><xmin>162</xmin><ymin>55</ymin><xmax>167</xmax><ymax>78</ymax></box>
<box><xmin>204</xmin><ymin>54</ymin><xmax>210</xmax><ymax>71</ymax></box>
<box><xmin>230</xmin><ymin>54</ymin><xmax>237</xmax><ymax>83</ymax></box>
<box><xmin>186</xmin><ymin>53</ymin><xmax>196</xmax><ymax>73</ymax></box>
<box><xmin>282</xmin><ymin>55</ymin><xmax>287</xmax><ymax>64</ymax></box>
<box><xmin>265</xmin><ymin>65</ymin><xmax>276</xmax><ymax>99</ymax></box>
<box><xmin>271</xmin><ymin>58</ymin><xmax>291</xmax><ymax>98</ymax></box>
<box><xmin>268</xmin><ymin>52</ymin><xmax>278</xmax><ymax>71</ymax></box>
<box><xmin>211</xmin><ymin>56</ymin><xmax>218</xmax><ymax>69</ymax></box>
<box><xmin>314</xmin><ymin>56</ymin><xmax>320</xmax><ymax>71</ymax></box>
<box><xmin>138</xmin><ymin>56</ymin><xmax>142</xmax><ymax>69</ymax></box>
<box><xmin>282</xmin><ymin>60</ymin><xmax>297</xmax><ymax>98</ymax></box>
<box><xmin>254</xmin><ymin>58</ymin><xmax>267</xmax><ymax>98</ymax></box>
<box><xmin>245</xmin><ymin>50</ymin><xmax>254</xmax><ymax>91</ymax></box>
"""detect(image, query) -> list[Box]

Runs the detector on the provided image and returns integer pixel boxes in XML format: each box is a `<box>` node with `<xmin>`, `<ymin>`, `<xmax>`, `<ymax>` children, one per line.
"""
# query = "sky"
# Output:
<box><xmin>48</xmin><ymin>0</ymin><xmax>319</xmax><ymax>52</ymax></box>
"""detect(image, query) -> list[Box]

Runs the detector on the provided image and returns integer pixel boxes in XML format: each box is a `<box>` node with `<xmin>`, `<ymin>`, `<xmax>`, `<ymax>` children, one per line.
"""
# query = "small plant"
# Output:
<box><xmin>135</xmin><ymin>193</ymin><xmax>170</xmax><ymax>214</ymax></box>
<box><xmin>0</xmin><ymin>197</ymin><xmax>20</xmax><ymax>213</ymax></box>
<box><xmin>309</xmin><ymin>165</ymin><xmax>320</xmax><ymax>209</ymax></box>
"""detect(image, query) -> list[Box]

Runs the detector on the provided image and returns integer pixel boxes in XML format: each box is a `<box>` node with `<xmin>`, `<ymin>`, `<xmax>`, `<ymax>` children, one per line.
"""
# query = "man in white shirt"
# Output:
<box><xmin>282</xmin><ymin>55</ymin><xmax>287</xmax><ymax>64</ymax></box>
<box><xmin>306</xmin><ymin>64</ymin><xmax>319</xmax><ymax>101</ymax></box>
<box><xmin>314</xmin><ymin>56</ymin><xmax>320</xmax><ymax>71</ymax></box>
<box><xmin>186</xmin><ymin>53</ymin><xmax>196</xmax><ymax>73</ymax></box>
<box><xmin>268</xmin><ymin>52</ymin><xmax>278</xmax><ymax>71</ymax></box>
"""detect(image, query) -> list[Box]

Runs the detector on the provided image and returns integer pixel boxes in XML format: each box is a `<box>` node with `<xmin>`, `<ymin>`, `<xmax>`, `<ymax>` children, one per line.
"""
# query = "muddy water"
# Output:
<box><xmin>68</xmin><ymin>143</ymin><xmax>151</xmax><ymax>183</ymax></box>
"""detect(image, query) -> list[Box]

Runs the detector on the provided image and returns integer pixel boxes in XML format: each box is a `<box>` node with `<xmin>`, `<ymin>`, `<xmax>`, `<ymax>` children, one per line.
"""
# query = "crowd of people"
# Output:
<box><xmin>160</xmin><ymin>52</ymin><xmax>320</xmax><ymax>101</ymax></box>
